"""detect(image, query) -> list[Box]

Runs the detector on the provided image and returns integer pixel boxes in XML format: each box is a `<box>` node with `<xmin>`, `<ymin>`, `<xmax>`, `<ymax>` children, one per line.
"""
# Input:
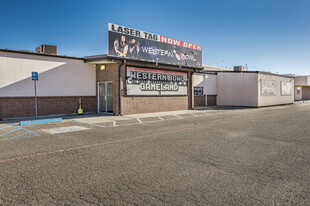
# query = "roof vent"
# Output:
<box><xmin>233</xmin><ymin>65</ymin><xmax>248</xmax><ymax>71</ymax></box>
<box><xmin>35</xmin><ymin>44</ymin><xmax>57</xmax><ymax>55</ymax></box>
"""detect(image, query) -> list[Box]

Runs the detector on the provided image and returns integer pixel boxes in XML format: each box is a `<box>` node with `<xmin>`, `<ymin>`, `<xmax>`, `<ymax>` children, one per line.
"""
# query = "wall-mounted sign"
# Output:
<box><xmin>261</xmin><ymin>79</ymin><xmax>277</xmax><ymax>96</ymax></box>
<box><xmin>108</xmin><ymin>23</ymin><xmax>202</xmax><ymax>67</ymax></box>
<box><xmin>126</xmin><ymin>66</ymin><xmax>188</xmax><ymax>96</ymax></box>
<box><xmin>281</xmin><ymin>81</ymin><xmax>293</xmax><ymax>96</ymax></box>
<box><xmin>194</xmin><ymin>87</ymin><xmax>203</xmax><ymax>95</ymax></box>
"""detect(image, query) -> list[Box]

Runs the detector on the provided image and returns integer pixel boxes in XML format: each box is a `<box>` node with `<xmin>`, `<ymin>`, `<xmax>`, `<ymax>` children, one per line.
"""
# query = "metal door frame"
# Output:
<box><xmin>97</xmin><ymin>81</ymin><xmax>113</xmax><ymax>114</ymax></box>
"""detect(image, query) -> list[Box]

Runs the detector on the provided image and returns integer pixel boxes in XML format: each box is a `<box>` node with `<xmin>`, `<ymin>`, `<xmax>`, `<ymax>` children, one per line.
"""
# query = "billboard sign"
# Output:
<box><xmin>108</xmin><ymin>23</ymin><xmax>202</xmax><ymax>67</ymax></box>
<box><xmin>126</xmin><ymin>66</ymin><xmax>188</xmax><ymax>96</ymax></box>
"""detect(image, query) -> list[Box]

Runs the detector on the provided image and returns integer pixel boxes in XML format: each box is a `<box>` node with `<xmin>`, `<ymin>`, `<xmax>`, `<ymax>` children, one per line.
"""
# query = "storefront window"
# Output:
<box><xmin>194</xmin><ymin>87</ymin><xmax>203</xmax><ymax>95</ymax></box>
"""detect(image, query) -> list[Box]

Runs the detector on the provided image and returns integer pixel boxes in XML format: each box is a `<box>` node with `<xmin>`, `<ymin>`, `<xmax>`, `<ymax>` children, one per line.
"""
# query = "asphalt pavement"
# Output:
<box><xmin>0</xmin><ymin>103</ymin><xmax>310</xmax><ymax>205</ymax></box>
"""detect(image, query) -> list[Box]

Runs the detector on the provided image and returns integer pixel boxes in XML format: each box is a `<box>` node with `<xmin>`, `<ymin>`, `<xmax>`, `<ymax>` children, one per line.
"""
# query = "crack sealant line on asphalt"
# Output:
<box><xmin>0</xmin><ymin>114</ymin><xmax>256</xmax><ymax>164</ymax></box>
<box><xmin>0</xmin><ymin>124</ymin><xmax>210</xmax><ymax>164</ymax></box>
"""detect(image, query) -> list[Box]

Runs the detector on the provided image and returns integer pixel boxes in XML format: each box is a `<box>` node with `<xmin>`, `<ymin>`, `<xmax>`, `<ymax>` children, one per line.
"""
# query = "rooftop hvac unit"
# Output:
<box><xmin>233</xmin><ymin>66</ymin><xmax>248</xmax><ymax>72</ymax></box>
<box><xmin>35</xmin><ymin>45</ymin><xmax>57</xmax><ymax>55</ymax></box>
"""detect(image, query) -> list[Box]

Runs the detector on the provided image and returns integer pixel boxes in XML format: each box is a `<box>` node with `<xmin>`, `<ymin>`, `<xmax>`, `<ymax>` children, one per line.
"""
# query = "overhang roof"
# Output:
<box><xmin>195</xmin><ymin>70</ymin><xmax>295</xmax><ymax>79</ymax></box>
<box><xmin>84</xmin><ymin>54</ymin><xmax>204</xmax><ymax>72</ymax></box>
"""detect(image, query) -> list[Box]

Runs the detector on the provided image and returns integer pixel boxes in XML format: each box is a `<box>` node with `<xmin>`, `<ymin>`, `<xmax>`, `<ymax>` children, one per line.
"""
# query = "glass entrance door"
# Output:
<box><xmin>98</xmin><ymin>82</ymin><xmax>113</xmax><ymax>113</ymax></box>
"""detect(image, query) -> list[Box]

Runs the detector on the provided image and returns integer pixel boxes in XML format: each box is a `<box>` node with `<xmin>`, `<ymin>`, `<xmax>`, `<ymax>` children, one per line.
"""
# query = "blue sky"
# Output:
<box><xmin>1</xmin><ymin>0</ymin><xmax>309</xmax><ymax>74</ymax></box>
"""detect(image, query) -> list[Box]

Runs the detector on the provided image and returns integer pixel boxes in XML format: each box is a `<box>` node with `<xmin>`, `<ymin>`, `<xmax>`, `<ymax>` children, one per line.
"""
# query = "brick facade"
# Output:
<box><xmin>0</xmin><ymin>96</ymin><xmax>96</xmax><ymax>120</ymax></box>
<box><xmin>122</xmin><ymin>96</ymin><xmax>189</xmax><ymax>115</ymax></box>
<box><xmin>96</xmin><ymin>63</ymin><xmax>193</xmax><ymax>115</ymax></box>
<box><xmin>1</xmin><ymin>63</ymin><xmax>194</xmax><ymax>119</ymax></box>
<box><xmin>96</xmin><ymin>63</ymin><xmax>120</xmax><ymax>115</ymax></box>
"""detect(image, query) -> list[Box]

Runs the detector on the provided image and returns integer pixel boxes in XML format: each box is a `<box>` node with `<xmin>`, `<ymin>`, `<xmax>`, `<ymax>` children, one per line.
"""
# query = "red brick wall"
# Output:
<box><xmin>96</xmin><ymin>63</ymin><xmax>120</xmax><ymax>115</ymax></box>
<box><xmin>96</xmin><ymin>63</ymin><xmax>194</xmax><ymax>115</ymax></box>
<box><xmin>121</xmin><ymin>96</ymin><xmax>189</xmax><ymax>115</ymax></box>
<box><xmin>0</xmin><ymin>96</ymin><xmax>96</xmax><ymax>120</ymax></box>
<box><xmin>120</xmin><ymin>66</ymin><xmax>193</xmax><ymax>115</ymax></box>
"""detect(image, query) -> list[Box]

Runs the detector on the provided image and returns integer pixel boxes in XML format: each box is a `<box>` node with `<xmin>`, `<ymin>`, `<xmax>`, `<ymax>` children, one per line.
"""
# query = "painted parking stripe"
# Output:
<box><xmin>0</xmin><ymin>124</ymin><xmax>212</xmax><ymax>164</ymax></box>
<box><xmin>0</xmin><ymin>125</ymin><xmax>12</xmax><ymax>130</ymax></box>
<box><xmin>158</xmin><ymin>116</ymin><xmax>164</xmax><ymax>120</ymax></box>
<box><xmin>0</xmin><ymin>123</ymin><xmax>40</xmax><ymax>141</ymax></box>
<box><xmin>9</xmin><ymin>123</ymin><xmax>40</xmax><ymax>137</ymax></box>
<box><xmin>0</xmin><ymin>113</ymin><xmax>262</xmax><ymax>164</ymax></box>
<box><xmin>67</xmin><ymin>119</ymin><xmax>106</xmax><ymax>128</ymax></box>
<box><xmin>0</xmin><ymin>127</ymin><xmax>21</xmax><ymax>137</ymax></box>
<box><xmin>42</xmin><ymin>126</ymin><xmax>90</xmax><ymax>134</ymax></box>
<box><xmin>1</xmin><ymin>132</ymin><xmax>29</xmax><ymax>141</ymax></box>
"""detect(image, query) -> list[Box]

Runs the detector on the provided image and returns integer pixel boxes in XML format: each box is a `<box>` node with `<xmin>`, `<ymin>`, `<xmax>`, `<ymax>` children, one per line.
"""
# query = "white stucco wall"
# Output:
<box><xmin>205</xmin><ymin>75</ymin><xmax>217</xmax><ymax>95</ymax></box>
<box><xmin>193</xmin><ymin>73</ymin><xmax>217</xmax><ymax>105</ymax></box>
<box><xmin>193</xmin><ymin>74</ymin><xmax>204</xmax><ymax>89</ymax></box>
<box><xmin>257</xmin><ymin>74</ymin><xmax>294</xmax><ymax>106</ymax></box>
<box><xmin>217</xmin><ymin>73</ymin><xmax>258</xmax><ymax>107</ymax></box>
<box><xmin>0</xmin><ymin>51</ymin><xmax>96</xmax><ymax>97</ymax></box>
<box><xmin>193</xmin><ymin>73</ymin><xmax>217</xmax><ymax>95</ymax></box>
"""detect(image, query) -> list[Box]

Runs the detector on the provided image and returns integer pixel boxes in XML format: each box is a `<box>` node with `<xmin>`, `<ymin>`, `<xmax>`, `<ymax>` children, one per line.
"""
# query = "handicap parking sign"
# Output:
<box><xmin>32</xmin><ymin>72</ymin><xmax>38</xmax><ymax>81</ymax></box>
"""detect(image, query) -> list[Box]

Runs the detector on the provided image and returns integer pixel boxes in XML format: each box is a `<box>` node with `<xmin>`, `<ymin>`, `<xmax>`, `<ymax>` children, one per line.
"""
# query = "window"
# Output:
<box><xmin>297</xmin><ymin>87</ymin><xmax>301</xmax><ymax>95</ymax></box>
<box><xmin>194</xmin><ymin>87</ymin><xmax>203</xmax><ymax>95</ymax></box>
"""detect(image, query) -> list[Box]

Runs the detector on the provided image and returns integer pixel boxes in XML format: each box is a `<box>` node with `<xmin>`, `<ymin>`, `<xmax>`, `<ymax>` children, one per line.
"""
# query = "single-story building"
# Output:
<box><xmin>193</xmin><ymin>66</ymin><xmax>295</xmax><ymax>107</ymax></box>
<box><xmin>0</xmin><ymin>47</ymin><xmax>201</xmax><ymax>120</ymax></box>
<box><xmin>1</xmin><ymin>23</ymin><xmax>206</xmax><ymax>120</ymax></box>
<box><xmin>294</xmin><ymin>75</ymin><xmax>310</xmax><ymax>101</ymax></box>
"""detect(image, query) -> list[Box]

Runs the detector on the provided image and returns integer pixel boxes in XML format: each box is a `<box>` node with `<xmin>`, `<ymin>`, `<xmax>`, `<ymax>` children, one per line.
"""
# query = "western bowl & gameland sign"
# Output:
<box><xmin>126</xmin><ymin>66</ymin><xmax>188</xmax><ymax>96</ymax></box>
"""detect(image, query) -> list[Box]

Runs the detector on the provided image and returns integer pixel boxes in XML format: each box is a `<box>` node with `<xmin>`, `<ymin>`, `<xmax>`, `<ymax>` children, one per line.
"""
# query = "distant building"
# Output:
<box><xmin>293</xmin><ymin>75</ymin><xmax>310</xmax><ymax>101</ymax></box>
<box><xmin>203</xmin><ymin>64</ymin><xmax>233</xmax><ymax>71</ymax></box>
<box><xmin>193</xmin><ymin>66</ymin><xmax>294</xmax><ymax>107</ymax></box>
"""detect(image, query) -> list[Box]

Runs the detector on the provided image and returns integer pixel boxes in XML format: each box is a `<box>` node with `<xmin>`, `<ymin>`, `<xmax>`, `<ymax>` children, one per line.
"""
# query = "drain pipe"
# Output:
<box><xmin>119</xmin><ymin>60</ymin><xmax>125</xmax><ymax>116</ymax></box>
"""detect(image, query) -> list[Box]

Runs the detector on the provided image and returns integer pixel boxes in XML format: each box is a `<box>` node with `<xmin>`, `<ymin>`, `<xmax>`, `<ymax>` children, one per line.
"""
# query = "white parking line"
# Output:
<box><xmin>42</xmin><ymin>126</ymin><xmax>90</xmax><ymax>134</ymax></box>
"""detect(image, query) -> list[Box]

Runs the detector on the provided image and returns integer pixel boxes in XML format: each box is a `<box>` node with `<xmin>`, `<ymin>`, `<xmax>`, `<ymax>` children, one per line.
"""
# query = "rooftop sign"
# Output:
<box><xmin>108</xmin><ymin>23</ymin><xmax>202</xmax><ymax>67</ymax></box>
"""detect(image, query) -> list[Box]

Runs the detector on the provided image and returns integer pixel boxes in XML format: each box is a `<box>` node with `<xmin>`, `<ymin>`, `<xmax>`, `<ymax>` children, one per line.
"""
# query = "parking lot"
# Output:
<box><xmin>0</xmin><ymin>103</ymin><xmax>310</xmax><ymax>205</ymax></box>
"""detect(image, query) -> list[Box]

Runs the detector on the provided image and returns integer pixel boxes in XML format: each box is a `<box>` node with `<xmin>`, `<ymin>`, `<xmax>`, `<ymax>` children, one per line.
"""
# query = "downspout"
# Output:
<box><xmin>119</xmin><ymin>60</ymin><xmax>125</xmax><ymax>116</ymax></box>
<box><xmin>191</xmin><ymin>71</ymin><xmax>194</xmax><ymax>109</ymax></box>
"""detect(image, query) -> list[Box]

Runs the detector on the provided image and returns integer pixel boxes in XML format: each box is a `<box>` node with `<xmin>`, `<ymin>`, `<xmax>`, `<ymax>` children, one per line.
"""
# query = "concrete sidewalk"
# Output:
<box><xmin>68</xmin><ymin>110</ymin><xmax>211</xmax><ymax>125</ymax></box>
